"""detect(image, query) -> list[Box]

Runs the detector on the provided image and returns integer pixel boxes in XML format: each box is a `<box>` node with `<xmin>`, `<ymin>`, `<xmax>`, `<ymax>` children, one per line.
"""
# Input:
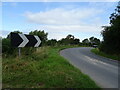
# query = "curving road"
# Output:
<box><xmin>60</xmin><ymin>47</ymin><xmax>119</xmax><ymax>88</ymax></box>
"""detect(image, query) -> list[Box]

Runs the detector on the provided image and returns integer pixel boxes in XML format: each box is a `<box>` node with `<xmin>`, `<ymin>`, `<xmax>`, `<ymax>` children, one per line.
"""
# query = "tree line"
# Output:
<box><xmin>2</xmin><ymin>30</ymin><xmax>100</xmax><ymax>57</ymax></box>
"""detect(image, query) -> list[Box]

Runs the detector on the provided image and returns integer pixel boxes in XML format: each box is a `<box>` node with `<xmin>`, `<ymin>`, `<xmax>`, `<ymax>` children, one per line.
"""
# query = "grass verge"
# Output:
<box><xmin>91</xmin><ymin>48</ymin><xmax>120</xmax><ymax>61</ymax></box>
<box><xmin>3</xmin><ymin>46</ymin><xmax>100</xmax><ymax>88</ymax></box>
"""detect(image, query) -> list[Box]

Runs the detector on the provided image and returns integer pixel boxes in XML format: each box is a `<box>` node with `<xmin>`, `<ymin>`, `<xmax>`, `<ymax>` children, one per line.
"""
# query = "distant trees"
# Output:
<box><xmin>46</xmin><ymin>34</ymin><xmax>80</xmax><ymax>46</ymax></box>
<box><xmin>89</xmin><ymin>37</ymin><xmax>100</xmax><ymax>46</ymax></box>
<box><xmin>82</xmin><ymin>37</ymin><xmax>100</xmax><ymax>46</ymax></box>
<box><xmin>100</xmin><ymin>1</ymin><xmax>120</xmax><ymax>54</ymax></box>
<box><xmin>58</xmin><ymin>34</ymin><xmax>80</xmax><ymax>45</ymax></box>
<box><xmin>47</xmin><ymin>39</ymin><xmax>57</xmax><ymax>46</ymax></box>
<box><xmin>74</xmin><ymin>38</ymin><xmax>80</xmax><ymax>45</ymax></box>
<box><xmin>82</xmin><ymin>38</ymin><xmax>89</xmax><ymax>46</ymax></box>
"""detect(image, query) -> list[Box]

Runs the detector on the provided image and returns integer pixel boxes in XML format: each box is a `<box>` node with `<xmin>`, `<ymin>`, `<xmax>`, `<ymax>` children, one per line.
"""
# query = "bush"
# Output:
<box><xmin>2</xmin><ymin>38</ymin><xmax>17</xmax><ymax>57</ymax></box>
<box><xmin>2</xmin><ymin>38</ymin><xmax>37</xmax><ymax>58</ymax></box>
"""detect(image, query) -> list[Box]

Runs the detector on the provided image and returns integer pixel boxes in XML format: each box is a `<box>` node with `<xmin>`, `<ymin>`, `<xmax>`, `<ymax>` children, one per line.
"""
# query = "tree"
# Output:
<box><xmin>89</xmin><ymin>36</ymin><xmax>100</xmax><ymax>46</ymax></box>
<box><xmin>58</xmin><ymin>34</ymin><xmax>80</xmax><ymax>45</ymax></box>
<box><xmin>100</xmin><ymin>1</ymin><xmax>120</xmax><ymax>54</ymax></box>
<box><xmin>93</xmin><ymin>38</ymin><xmax>100</xmax><ymax>45</ymax></box>
<box><xmin>29</xmin><ymin>30</ymin><xmax>48</xmax><ymax>46</ymax></box>
<box><xmin>66</xmin><ymin>34</ymin><xmax>74</xmax><ymax>45</ymax></box>
<box><xmin>89</xmin><ymin>37</ymin><xmax>94</xmax><ymax>44</ymax></box>
<box><xmin>82</xmin><ymin>38</ymin><xmax>89</xmax><ymax>46</ymax></box>
<box><xmin>47</xmin><ymin>39</ymin><xmax>57</xmax><ymax>46</ymax></box>
<box><xmin>66</xmin><ymin>34</ymin><xmax>74</xmax><ymax>39</ymax></box>
<box><xmin>74</xmin><ymin>38</ymin><xmax>80</xmax><ymax>45</ymax></box>
<box><xmin>59</xmin><ymin>38</ymin><xmax>69</xmax><ymax>45</ymax></box>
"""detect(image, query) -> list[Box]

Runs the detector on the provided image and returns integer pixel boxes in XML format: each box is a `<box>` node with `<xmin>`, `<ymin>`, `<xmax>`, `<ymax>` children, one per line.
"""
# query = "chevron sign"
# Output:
<box><xmin>11</xmin><ymin>33</ymin><xmax>41</xmax><ymax>47</ymax></box>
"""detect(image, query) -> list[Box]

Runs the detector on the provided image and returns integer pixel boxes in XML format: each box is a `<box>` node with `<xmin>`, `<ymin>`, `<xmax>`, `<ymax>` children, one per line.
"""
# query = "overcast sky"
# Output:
<box><xmin>2</xmin><ymin>1</ymin><xmax>118</xmax><ymax>40</ymax></box>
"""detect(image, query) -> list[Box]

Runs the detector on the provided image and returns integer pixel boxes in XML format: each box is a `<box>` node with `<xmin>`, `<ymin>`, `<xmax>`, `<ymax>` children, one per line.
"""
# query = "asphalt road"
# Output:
<box><xmin>60</xmin><ymin>47</ymin><xmax>119</xmax><ymax>88</ymax></box>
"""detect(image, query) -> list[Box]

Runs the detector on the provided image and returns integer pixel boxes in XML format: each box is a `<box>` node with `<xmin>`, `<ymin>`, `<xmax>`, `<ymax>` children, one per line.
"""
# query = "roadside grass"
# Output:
<box><xmin>3</xmin><ymin>46</ymin><xmax>100</xmax><ymax>88</ymax></box>
<box><xmin>91</xmin><ymin>48</ymin><xmax>120</xmax><ymax>61</ymax></box>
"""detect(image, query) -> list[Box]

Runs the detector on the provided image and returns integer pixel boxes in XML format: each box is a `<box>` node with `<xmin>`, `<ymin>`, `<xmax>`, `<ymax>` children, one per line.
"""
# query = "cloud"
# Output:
<box><xmin>43</xmin><ymin>25</ymin><xmax>101</xmax><ymax>33</ymax></box>
<box><xmin>33</xmin><ymin>24</ymin><xmax>102</xmax><ymax>40</ymax></box>
<box><xmin>24</xmin><ymin>7</ymin><xmax>103</xmax><ymax>25</ymax></box>
<box><xmin>23</xmin><ymin>7</ymin><xmax>105</xmax><ymax>40</ymax></box>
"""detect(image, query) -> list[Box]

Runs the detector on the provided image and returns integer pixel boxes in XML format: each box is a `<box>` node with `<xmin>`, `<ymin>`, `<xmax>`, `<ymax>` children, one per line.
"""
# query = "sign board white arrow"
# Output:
<box><xmin>34</xmin><ymin>36</ymin><xmax>41</xmax><ymax>47</ymax></box>
<box><xmin>11</xmin><ymin>33</ymin><xmax>41</xmax><ymax>47</ymax></box>
<box><xmin>18</xmin><ymin>34</ymin><xmax>29</xmax><ymax>47</ymax></box>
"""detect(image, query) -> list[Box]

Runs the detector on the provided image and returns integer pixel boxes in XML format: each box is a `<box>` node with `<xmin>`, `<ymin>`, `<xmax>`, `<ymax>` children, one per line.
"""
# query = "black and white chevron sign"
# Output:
<box><xmin>11</xmin><ymin>33</ymin><xmax>41</xmax><ymax>47</ymax></box>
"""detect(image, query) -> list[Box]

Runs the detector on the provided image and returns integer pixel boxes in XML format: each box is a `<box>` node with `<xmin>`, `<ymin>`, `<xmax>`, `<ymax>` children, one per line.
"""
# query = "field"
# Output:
<box><xmin>2</xmin><ymin>46</ymin><xmax>99</xmax><ymax>88</ymax></box>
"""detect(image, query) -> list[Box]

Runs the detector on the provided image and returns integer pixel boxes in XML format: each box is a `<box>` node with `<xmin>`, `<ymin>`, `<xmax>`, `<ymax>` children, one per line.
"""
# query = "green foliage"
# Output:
<box><xmin>46</xmin><ymin>34</ymin><xmax>80</xmax><ymax>46</ymax></box>
<box><xmin>91</xmin><ymin>48</ymin><xmax>120</xmax><ymax>61</ymax></box>
<box><xmin>100</xmin><ymin>2</ymin><xmax>120</xmax><ymax>54</ymax></box>
<box><xmin>47</xmin><ymin>39</ymin><xmax>57</xmax><ymax>46</ymax></box>
<box><xmin>89</xmin><ymin>37</ymin><xmax>100</xmax><ymax>45</ymax></box>
<box><xmin>74</xmin><ymin>38</ymin><xmax>80</xmax><ymax>45</ymax></box>
<box><xmin>58</xmin><ymin>34</ymin><xmax>80</xmax><ymax>45</ymax></box>
<box><xmin>82</xmin><ymin>38</ymin><xmax>89</xmax><ymax>46</ymax></box>
<box><xmin>82</xmin><ymin>37</ymin><xmax>100</xmax><ymax>46</ymax></box>
<box><xmin>2</xmin><ymin>38</ymin><xmax>17</xmax><ymax>57</ymax></box>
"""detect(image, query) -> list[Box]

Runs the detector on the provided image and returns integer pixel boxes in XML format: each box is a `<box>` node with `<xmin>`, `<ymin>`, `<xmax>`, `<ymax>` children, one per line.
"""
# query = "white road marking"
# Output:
<box><xmin>84</xmin><ymin>56</ymin><xmax>118</xmax><ymax>69</ymax></box>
